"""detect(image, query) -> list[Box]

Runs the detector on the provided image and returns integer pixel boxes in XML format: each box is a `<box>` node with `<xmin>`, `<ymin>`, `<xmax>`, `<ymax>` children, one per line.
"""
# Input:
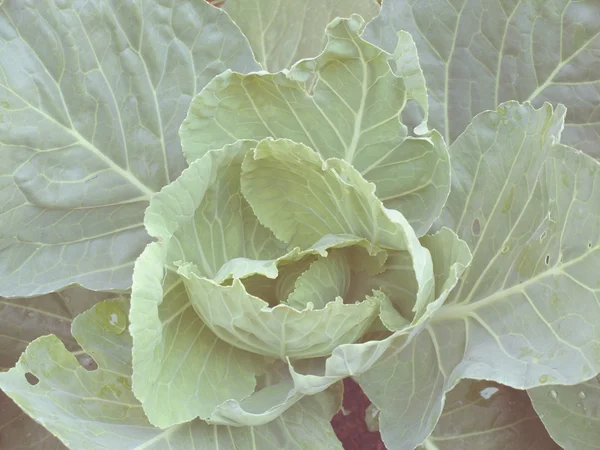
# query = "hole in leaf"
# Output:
<box><xmin>545</xmin><ymin>255</ymin><xmax>550</xmax><ymax>265</ymax></box>
<box><xmin>76</xmin><ymin>353</ymin><xmax>98</xmax><ymax>371</ymax></box>
<box><xmin>540</xmin><ymin>231</ymin><xmax>547</xmax><ymax>240</ymax></box>
<box><xmin>472</xmin><ymin>219</ymin><xmax>480</xmax><ymax>236</ymax></box>
<box><xmin>589</xmin><ymin>242</ymin><xmax>593</xmax><ymax>248</ymax></box>
<box><xmin>25</xmin><ymin>372</ymin><xmax>39</xmax><ymax>385</ymax></box>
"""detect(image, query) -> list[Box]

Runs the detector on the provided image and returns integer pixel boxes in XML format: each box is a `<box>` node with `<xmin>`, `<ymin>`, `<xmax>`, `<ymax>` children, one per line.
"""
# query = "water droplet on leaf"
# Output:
<box><xmin>579</xmin><ymin>391</ymin><xmax>586</xmax><ymax>399</ymax></box>
<box><xmin>549</xmin><ymin>390</ymin><xmax>558</xmax><ymax>400</ymax></box>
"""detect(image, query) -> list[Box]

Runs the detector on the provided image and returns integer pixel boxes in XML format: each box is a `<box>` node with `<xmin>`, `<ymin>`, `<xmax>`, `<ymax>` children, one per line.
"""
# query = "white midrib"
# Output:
<box><xmin>431</xmin><ymin>246</ymin><xmax>594</xmax><ymax>323</ymax></box>
<box><xmin>526</xmin><ymin>29</ymin><xmax>600</xmax><ymax>103</ymax></box>
<box><xmin>1</xmin><ymin>6</ymin><xmax>158</xmax><ymax>201</ymax></box>
<box><xmin>443</xmin><ymin>1</ymin><xmax>467</xmax><ymax>145</ymax></box>
<box><xmin>133</xmin><ymin>423</ymin><xmax>186</xmax><ymax>449</ymax></box>
<box><xmin>5</xmin><ymin>85</ymin><xmax>155</xmax><ymax>199</ymax></box>
<box><xmin>494</xmin><ymin>0</ymin><xmax>522</xmax><ymax>106</ymax></box>
<box><xmin>422</xmin><ymin>437</ymin><xmax>441</xmax><ymax>450</ymax></box>
<box><xmin>345</xmin><ymin>39</ymin><xmax>369</xmax><ymax>163</ymax></box>
<box><xmin>74</xmin><ymin>132</ymin><xmax>156</xmax><ymax>199</ymax></box>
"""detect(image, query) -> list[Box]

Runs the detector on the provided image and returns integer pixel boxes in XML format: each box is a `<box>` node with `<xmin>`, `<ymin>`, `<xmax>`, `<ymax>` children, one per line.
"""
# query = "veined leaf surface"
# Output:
<box><xmin>355</xmin><ymin>102</ymin><xmax>600</xmax><ymax>450</ymax></box>
<box><xmin>0</xmin><ymin>0</ymin><xmax>259</xmax><ymax>296</ymax></box>
<box><xmin>364</xmin><ymin>0</ymin><xmax>600</xmax><ymax>158</ymax></box>
<box><xmin>222</xmin><ymin>0</ymin><xmax>379</xmax><ymax>71</ymax></box>
<box><xmin>0</xmin><ymin>298</ymin><xmax>343</xmax><ymax>449</ymax></box>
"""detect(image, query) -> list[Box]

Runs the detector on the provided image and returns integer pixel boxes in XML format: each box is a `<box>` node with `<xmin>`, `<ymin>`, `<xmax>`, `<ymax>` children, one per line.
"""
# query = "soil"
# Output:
<box><xmin>331</xmin><ymin>378</ymin><xmax>386</xmax><ymax>450</ymax></box>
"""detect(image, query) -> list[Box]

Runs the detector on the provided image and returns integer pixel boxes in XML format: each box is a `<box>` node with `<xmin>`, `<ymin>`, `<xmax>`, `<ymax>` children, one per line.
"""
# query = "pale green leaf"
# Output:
<box><xmin>364</xmin><ymin>0</ymin><xmax>600</xmax><ymax>157</ymax></box>
<box><xmin>393</xmin><ymin>30</ymin><xmax>429</xmax><ymax>135</ymax></box>
<box><xmin>0</xmin><ymin>287</ymin><xmax>117</xmax><ymax>450</ymax></box>
<box><xmin>134</xmin><ymin>139</ymin><xmax>283</xmax><ymax>426</ymax></box>
<box><xmin>356</xmin><ymin>102</ymin><xmax>600</xmax><ymax>449</ymax></box>
<box><xmin>130</xmin><ymin>242</ymin><xmax>269</xmax><ymax>429</ymax></box>
<box><xmin>0</xmin><ymin>388</ymin><xmax>97</xmax><ymax>450</ymax></box>
<box><xmin>181</xmin><ymin>15</ymin><xmax>450</xmax><ymax>235</ymax></box>
<box><xmin>420</xmin><ymin>228</ymin><xmax>473</xmax><ymax>305</ymax></box>
<box><xmin>0</xmin><ymin>390</ymin><xmax>66</xmax><ymax>450</ymax></box>
<box><xmin>366</xmin><ymin>251</ymin><xmax>420</xmax><ymax>323</ymax></box>
<box><xmin>419</xmin><ymin>380</ymin><xmax>561</xmax><ymax>450</ymax></box>
<box><xmin>353</xmin><ymin>226</ymin><xmax>472</xmax><ymax>450</ymax></box>
<box><xmin>181</xmin><ymin>274</ymin><xmax>382</xmax><ymax>360</ymax></box>
<box><xmin>207</xmin><ymin>379</ymin><xmax>305</xmax><ymax>427</ymax></box>
<box><xmin>0</xmin><ymin>287</ymin><xmax>110</xmax><ymax>372</ymax></box>
<box><xmin>218</xmin><ymin>234</ymin><xmax>387</xmax><ymax>305</ymax></box>
<box><xmin>371</xmin><ymin>227</ymin><xmax>471</xmax><ymax>328</ymax></box>
<box><xmin>144</xmin><ymin>139</ymin><xmax>284</xmax><ymax>276</ymax></box>
<box><xmin>207</xmin><ymin>360</ymin><xmax>343</xmax><ymax>427</ymax></box>
<box><xmin>240</xmin><ymin>138</ymin><xmax>434</xmax><ymax>316</ymax></box>
<box><xmin>529</xmin><ymin>376</ymin><xmax>600</xmax><ymax>450</ymax></box>
<box><xmin>288</xmin><ymin>226</ymin><xmax>469</xmax><ymax>403</ymax></box>
<box><xmin>212</xmin><ymin>233</ymin><xmax>386</xmax><ymax>286</ymax></box>
<box><xmin>0</xmin><ymin>299</ymin><xmax>344</xmax><ymax>449</ymax></box>
<box><xmin>0</xmin><ymin>0</ymin><xmax>260</xmax><ymax>296</ymax></box>
<box><xmin>222</xmin><ymin>0</ymin><xmax>380</xmax><ymax>71</ymax></box>
<box><xmin>378</xmin><ymin>291</ymin><xmax>410</xmax><ymax>331</ymax></box>
<box><xmin>434</xmin><ymin>103</ymin><xmax>600</xmax><ymax>385</ymax></box>
<box><xmin>357</xmin><ymin>326</ymin><xmax>454</xmax><ymax>450</ymax></box>
<box><xmin>286</xmin><ymin>249</ymin><xmax>352</xmax><ymax>310</ymax></box>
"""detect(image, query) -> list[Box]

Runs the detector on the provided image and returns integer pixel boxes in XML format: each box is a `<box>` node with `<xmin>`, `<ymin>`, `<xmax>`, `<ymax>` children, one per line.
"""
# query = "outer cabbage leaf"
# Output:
<box><xmin>133</xmin><ymin>139</ymin><xmax>379</xmax><ymax>427</ymax></box>
<box><xmin>354</xmin><ymin>102</ymin><xmax>600</xmax><ymax>450</ymax></box>
<box><xmin>529</xmin><ymin>376</ymin><xmax>600</xmax><ymax>450</ymax></box>
<box><xmin>393</xmin><ymin>31</ymin><xmax>430</xmax><ymax>135</ymax></box>
<box><xmin>222</xmin><ymin>0</ymin><xmax>379</xmax><ymax>71</ymax></box>
<box><xmin>0</xmin><ymin>286</ymin><xmax>110</xmax><ymax>450</ymax></box>
<box><xmin>417</xmin><ymin>380</ymin><xmax>561</xmax><ymax>450</ymax></box>
<box><xmin>0</xmin><ymin>391</ymin><xmax>66</xmax><ymax>450</ymax></box>
<box><xmin>130</xmin><ymin>140</ymin><xmax>293</xmax><ymax>428</ymax></box>
<box><xmin>0</xmin><ymin>299</ymin><xmax>344</xmax><ymax>449</ymax></box>
<box><xmin>364</xmin><ymin>0</ymin><xmax>600</xmax><ymax>158</ymax></box>
<box><xmin>351</xmin><ymin>227</ymin><xmax>472</xmax><ymax>450</ymax></box>
<box><xmin>207</xmin><ymin>359</ymin><xmax>343</xmax><ymax>428</ymax></box>
<box><xmin>181</xmin><ymin>15</ymin><xmax>450</xmax><ymax>236</ymax></box>
<box><xmin>436</xmin><ymin>103</ymin><xmax>600</xmax><ymax>385</ymax></box>
<box><xmin>1</xmin><ymin>287</ymin><xmax>110</xmax><ymax>371</ymax></box>
<box><xmin>130</xmin><ymin>242</ymin><xmax>270</xmax><ymax>429</ymax></box>
<box><xmin>0</xmin><ymin>0</ymin><xmax>260</xmax><ymax>296</ymax></box>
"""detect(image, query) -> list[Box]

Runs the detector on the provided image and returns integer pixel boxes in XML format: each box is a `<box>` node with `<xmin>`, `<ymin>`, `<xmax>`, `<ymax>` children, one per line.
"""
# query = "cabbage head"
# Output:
<box><xmin>128</xmin><ymin>15</ymin><xmax>470</xmax><ymax>430</ymax></box>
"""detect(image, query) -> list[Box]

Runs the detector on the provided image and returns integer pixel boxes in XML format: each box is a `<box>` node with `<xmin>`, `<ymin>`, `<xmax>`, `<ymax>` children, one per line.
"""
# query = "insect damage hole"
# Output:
<box><xmin>76</xmin><ymin>353</ymin><xmax>98</xmax><ymax>371</ymax></box>
<box><xmin>545</xmin><ymin>255</ymin><xmax>550</xmax><ymax>265</ymax></box>
<box><xmin>25</xmin><ymin>372</ymin><xmax>39</xmax><ymax>385</ymax></box>
<box><xmin>472</xmin><ymin>218</ymin><xmax>481</xmax><ymax>236</ymax></box>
